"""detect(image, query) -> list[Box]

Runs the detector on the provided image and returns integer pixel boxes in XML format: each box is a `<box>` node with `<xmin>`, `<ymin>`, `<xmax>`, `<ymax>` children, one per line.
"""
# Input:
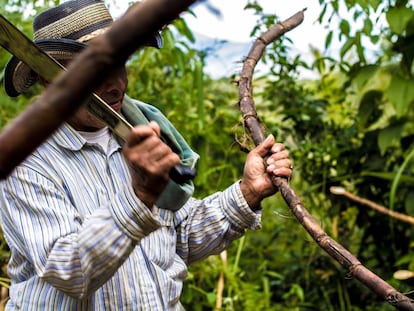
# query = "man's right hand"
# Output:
<box><xmin>122</xmin><ymin>121</ymin><xmax>180</xmax><ymax>207</ymax></box>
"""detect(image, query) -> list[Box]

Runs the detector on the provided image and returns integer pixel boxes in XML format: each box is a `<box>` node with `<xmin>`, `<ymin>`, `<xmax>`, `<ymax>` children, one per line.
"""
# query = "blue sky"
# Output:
<box><xmin>183</xmin><ymin>0</ymin><xmax>329</xmax><ymax>78</ymax></box>
<box><xmin>110</xmin><ymin>0</ymin><xmax>339</xmax><ymax>79</ymax></box>
<box><xmin>182</xmin><ymin>0</ymin><xmax>396</xmax><ymax>79</ymax></box>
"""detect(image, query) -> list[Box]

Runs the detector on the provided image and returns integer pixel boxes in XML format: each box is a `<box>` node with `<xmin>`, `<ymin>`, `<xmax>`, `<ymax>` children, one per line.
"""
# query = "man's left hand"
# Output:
<box><xmin>240</xmin><ymin>134</ymin><xmax>292</xmax><ymax>209</ymax></box>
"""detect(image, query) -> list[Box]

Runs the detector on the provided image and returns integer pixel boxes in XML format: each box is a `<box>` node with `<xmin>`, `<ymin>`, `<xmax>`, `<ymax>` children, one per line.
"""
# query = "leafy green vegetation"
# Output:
<box><xmin>0</xmin><ymin>1</ymin><xmax>413</xmax><ymax>310</ymax></box>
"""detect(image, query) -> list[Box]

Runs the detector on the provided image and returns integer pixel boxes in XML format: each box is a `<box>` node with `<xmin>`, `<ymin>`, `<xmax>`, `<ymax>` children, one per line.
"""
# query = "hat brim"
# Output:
<box><xmin>4</xmin><ymin>33</ymin><xmax>163</xmax><ymax>97</ymax></box>
<box><xmin>4</xmin><ymin>39</ymin><xmax>87</xmax><ymax>97</ymax></box>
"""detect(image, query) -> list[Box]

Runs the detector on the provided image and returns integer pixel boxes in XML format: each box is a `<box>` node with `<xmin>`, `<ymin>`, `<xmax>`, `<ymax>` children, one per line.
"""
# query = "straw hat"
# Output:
<box><xmin>4</xmin><ymin>0</ymin><xmax>163</xmax><ymax>97</ymax></box>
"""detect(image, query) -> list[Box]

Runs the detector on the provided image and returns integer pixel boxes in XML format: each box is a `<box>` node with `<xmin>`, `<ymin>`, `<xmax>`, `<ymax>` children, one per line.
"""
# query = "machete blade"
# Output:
<box><xmin>0</xmin><ymin>14</ymin><xmax>61</xmax><ymax>81</ymax></box>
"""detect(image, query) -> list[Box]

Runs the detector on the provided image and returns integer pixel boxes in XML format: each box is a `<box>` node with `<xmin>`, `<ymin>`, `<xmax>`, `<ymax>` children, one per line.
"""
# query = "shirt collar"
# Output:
<box><xmin>52</xmin><ymin>123</ymin><xmax>122</xmax><ymax>152</ymax></box>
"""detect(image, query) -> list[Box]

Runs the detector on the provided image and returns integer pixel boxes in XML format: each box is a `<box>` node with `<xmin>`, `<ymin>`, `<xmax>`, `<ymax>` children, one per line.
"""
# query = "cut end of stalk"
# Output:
<box><xmin>393</xmin><ymin>270</ymin><xmax>414</xmax><ymax>280</ymax></box>
<box><xmin>330</xmin><ymin>186</ymin><xmax>346</xmax><ymax>195</ymax></box>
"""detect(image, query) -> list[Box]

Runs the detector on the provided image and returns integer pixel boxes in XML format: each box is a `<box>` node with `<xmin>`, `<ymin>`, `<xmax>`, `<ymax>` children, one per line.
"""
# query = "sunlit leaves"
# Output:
<box><xmin>325</xmin><ymin>30</ymin><xmax>333</xmax><ymax>50</ymax></box>
<box><xmin>339</xmin><ymin>19</ymin><xmax>351</xmax><ymax>38</ymax></box>
<box><xmin>350</xmin><ymin>64</ymin><xmax>378</xmax><ymax>89</ymax></box>
<box><xmin>362</xmin><ymin>17</ymin><xmax>373</xmax><ymax>34</ymax></box>
<box><xmin>171</xmin><ymin>17</ymin><xmax>196</xmax><ymax>44</ymax></box>
<box><xmin>340</xmin><ymin>36</ymin><xmax>356</xmax><ymax>58</ymax></box>
<box><xmin>386</xmin><ymin>6</ymin><xmax>414</xmax><ymax>35</ymax></box>
<box><xmin>386</xmin><ymin>75</ymin><xmax>414</xmax><ymax>117</ymax></box>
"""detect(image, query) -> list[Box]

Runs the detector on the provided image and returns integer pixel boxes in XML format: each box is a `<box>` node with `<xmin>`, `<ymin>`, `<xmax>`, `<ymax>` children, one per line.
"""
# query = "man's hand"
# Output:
<box><xmin>122</xmin><ymin>121</ymin><xmax>180</xmax><ymax>207</ymax></box>
<box><xmin>240</xmin><ymin>134</ymin><xmax>292</xmax><ymax>209</ymax></box>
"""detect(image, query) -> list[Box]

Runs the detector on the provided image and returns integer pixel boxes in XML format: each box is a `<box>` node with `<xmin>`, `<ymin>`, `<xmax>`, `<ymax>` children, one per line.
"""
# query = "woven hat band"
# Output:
<box><xmin>33</xmin><ymin>2</ymin><xmax>113</xmax><ymax>42</ymax></box>
<box><xmin>3</xmin><ymin>0</ymin><xmax>163</xmax><ymax>97</ymax></box>
<box><xmin>77</xmin><ymin>27</ymin><xmax>109</xmax><ymax>42</ymax></box>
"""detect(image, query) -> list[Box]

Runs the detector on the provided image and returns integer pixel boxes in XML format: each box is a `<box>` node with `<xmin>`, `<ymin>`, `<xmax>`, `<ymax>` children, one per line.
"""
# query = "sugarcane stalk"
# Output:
<box><xmin>237</xmin><ymin>9</ymin><xmax>414</xmax><ymax>310</ymax></box>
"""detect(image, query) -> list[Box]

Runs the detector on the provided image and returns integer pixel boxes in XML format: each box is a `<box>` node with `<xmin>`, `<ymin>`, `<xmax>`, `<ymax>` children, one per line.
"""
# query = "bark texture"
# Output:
<box><xmin>237</xmin><ymin>9</ymin><xmax>414</xmax><ymax>310</ymax></box>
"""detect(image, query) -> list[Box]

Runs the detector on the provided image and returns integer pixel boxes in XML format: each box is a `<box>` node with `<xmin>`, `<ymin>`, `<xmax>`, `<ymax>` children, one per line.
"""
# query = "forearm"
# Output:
<box><xmin>177</xmin><ymin>181</ymin><xmax>262</xmax><ymax>265</ymax></box>
<box><xmin>41</xmin><ymin>207</ymin><xmax>136</xmax><ymax>298</ymax></box>
<box><xmin>43</xmin><ymin>184</ymin><xmax>161</xmax><ymax>298</ymax></box>
<box><xmin>1</xmin><ymin>171</ymin><xmax>160</xmax><ymax>299</ymax></box>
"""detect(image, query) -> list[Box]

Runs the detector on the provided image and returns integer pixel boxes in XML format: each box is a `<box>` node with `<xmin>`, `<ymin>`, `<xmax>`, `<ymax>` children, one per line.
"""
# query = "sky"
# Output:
<box><xmin>110</xmin><ymin>0</ymin><xmax>337</xmax><ymax>79</ymax></box>
<box><xmin>186</xmin><ymin>0</ymin><xmax>327</xmax><ymax>46</ymax></box>
<box><xmin>183</xmin><ymin>0</ymin><xmax>329</xmax><ymax>78</ymax></box>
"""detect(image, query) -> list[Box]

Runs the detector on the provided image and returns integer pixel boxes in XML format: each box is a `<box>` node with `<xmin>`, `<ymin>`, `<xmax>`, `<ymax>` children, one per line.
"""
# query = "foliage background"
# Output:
<box><xmin>0</xmin><ymin>0</ymin><xmax>414</xmax><ymax>310</ymax></box>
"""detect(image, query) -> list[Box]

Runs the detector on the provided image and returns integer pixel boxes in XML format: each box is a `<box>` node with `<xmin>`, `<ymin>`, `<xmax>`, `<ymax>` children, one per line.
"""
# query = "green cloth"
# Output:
<box><xmin>121</xmin><ymin>95</ymin><xmax>199</xmax><ymax>211</ymax></box>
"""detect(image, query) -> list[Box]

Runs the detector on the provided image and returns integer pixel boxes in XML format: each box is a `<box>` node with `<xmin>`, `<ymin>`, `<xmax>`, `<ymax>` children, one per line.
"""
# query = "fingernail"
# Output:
<box><xmin>273</xmin><ymin>146</ymin><xmax>281</xmax><ymax>153</ymax></box>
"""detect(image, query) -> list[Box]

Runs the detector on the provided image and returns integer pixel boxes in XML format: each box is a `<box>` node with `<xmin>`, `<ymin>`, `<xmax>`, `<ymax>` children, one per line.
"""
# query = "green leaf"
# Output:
<box><xmin>345</xmin><ymin>0</ymin><xmax>356</xmax><ymax>10</ymax></box>
<box><xmin>405</xmin><ymin>191</ymin><xmax>414</xmax><ymax>215</ymax></box>
<box><xmin>332</xmin><ymin>0</ymin><xmax>339</xmax><ymax>12</ymax></box>
<box><xmin>339</xmin><ymin>20</ymin><xmax>350</xmax><ymax>37</ymax></box>
<box><xmin>390</xmin><ymin>147</ymin><xmax>414</xmax><ymax>210</ymax></box>
<box><xmin>325</xmin><ymin>31</ymin><xmax>333</xmax><ymax>49</ymax></box>
<box><xmin>377</xmin><ymin>124</ymin><xmax>403</xmax><ymax>155</ymax></box>
<box><xmin>162</xmin><ymin>28</ymin><xmax>175</xmax><ymax>49</ymax></box>
<box><xmin>386</xmin><ymin>7</ymin><xmax>414</xmax><ymax>35</ymax></box>
<box><xmin>386</xmin><ymin>76</ymin><xmax>414</xmax><ymax>117</ymax></box>
<box><xmin>172</xmin><ymin>18</ymin><xmax>195</xmax><ymax>43</ymax></box>
<box><xmin>352</xmin><ymin>64</ymin><xmax>378</xmax><ymax>90</ymax></box>
<box><xmin>357</xmin><ymin>90</ymin><xmax>382</xmax><ymax>128</ymax></box>
<box><xmin>368</xmin><ymin>0</ymin><xmax>381</xmax><ymax>11</ymax></box>
<box><xmin>362</xmin><ymin>18</ymin><xmax>373</xmax><ymax>35</ymax></box>
<box><xmin>318</xmin><ymin>3</ymin><xmax>327</xmax><ymax>23</ymax></box>
<box><xmin>244</xmin><ymin>3</ymin><xmax>262</xmax><ymax>12</ymax></box>
<box><xmin>355</xmin><ymin>32</ymin><xmax>366</xmax><ymax>63</ymax></box>
<box><xmin>340</xmin><ymin>37</ymin><xmax>355</xmax><ymax>58</ymax></box>
<box><xmin>362</xmin><ymin>171</ymin><xmax>414</xmax><ymax>184</ymax></box>
<box><xmin>206</xmin><ymin>292</ymin><xmax>216</xmax><ymax>305</ymax></box>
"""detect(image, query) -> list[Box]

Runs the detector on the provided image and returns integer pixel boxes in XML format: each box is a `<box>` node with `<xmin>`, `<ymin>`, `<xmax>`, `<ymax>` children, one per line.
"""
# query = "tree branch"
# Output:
<box><xmin>330</xmin><ymin>186</ymin><xmax>414</xmax><ymax>226</ymax></box>
<box><xmin>237</xmin><ymin>9</ymin><xmax>414</xmax><ymax>310</ymax></box>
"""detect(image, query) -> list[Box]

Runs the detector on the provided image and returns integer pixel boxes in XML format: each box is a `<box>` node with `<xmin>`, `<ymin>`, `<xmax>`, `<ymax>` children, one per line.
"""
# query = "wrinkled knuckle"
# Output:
<box><xmin>129</xmin><ymin>153</ymin><xmax>142</xmax><ymax>165</ymax></box>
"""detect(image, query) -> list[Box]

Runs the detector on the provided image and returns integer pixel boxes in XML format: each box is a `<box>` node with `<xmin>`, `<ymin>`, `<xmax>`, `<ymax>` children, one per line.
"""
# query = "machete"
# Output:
<box><xmin>0</xmin><ymin>14</ymin><xmax>195</xmax><ymax>184</ymax></box>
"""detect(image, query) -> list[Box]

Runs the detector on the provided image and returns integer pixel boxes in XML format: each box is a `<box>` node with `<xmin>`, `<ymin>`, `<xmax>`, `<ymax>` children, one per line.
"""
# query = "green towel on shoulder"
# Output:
<box><xmin>121</xmin><ymin>94</ymin><xmax>199</xmax><ymax>211</ymax></box>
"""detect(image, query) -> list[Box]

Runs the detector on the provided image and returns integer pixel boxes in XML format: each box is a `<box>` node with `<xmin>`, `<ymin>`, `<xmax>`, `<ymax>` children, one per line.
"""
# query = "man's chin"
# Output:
<box><xmin>93</xmin><ymin>119</ymin><xmax>109</xmax><ymax>130</ymax></box>
<box><xmin>79</xmin><ymin>117</ymin><xmax>108</xmax><ymax>132</ymax></box>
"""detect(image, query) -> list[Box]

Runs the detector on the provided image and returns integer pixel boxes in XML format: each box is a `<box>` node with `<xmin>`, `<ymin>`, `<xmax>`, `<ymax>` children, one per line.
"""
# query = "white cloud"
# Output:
<box><xmin>109</xmin><ymin>1</ymin><xmax>331</xmax><ymax>78</ymax></box>
<box><xmin>185</xmin><ymin>0</ymin><xmax>327</xmax><ymax>46</ymax></box>
<box><xmin>183</xmin><ymin>1</ymin><xmax>328</xmax><ymax>78</ymax></box>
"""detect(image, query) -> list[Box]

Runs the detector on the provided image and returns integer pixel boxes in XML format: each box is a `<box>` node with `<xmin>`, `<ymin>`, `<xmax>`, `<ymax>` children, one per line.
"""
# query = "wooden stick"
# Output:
<box><xmin>237</xmin><ymin>9</ymin><xmax>414</xmax><ymax>310</ymax></box>
<box><xmin>215</xmin><ymin>250</ymin><xmax>227</xmax><ymax>310</ymax></box>
<box><xmin>330</xmin><ymin>186</ymin><xmax>414</xmax><ymax>226</ymax></box>
<box><xmin>0</xmin><ymin>0</ymin><xmax>197</xmax><ymax>179</ymax></box>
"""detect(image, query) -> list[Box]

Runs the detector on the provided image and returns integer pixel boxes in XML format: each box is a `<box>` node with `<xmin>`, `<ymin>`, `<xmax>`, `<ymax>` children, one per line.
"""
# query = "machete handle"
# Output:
<box><xmin>169</xmin><ymin>165</ymin><xmax>196</xmax><ymax>184</ymax></box>
<box><xmin>157</xmin><ymin>135</ymin><xmax>196</xmax><ymax>184</ymax></box>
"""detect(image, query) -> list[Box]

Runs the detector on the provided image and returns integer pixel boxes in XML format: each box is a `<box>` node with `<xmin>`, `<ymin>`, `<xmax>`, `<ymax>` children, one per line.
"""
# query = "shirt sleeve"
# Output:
<box><xmin>175</xmin><ymin>181</ymin><xmax>262</xmax><ymax>265</ymax></box>
<box><xmin>0</xmin><ymin>165</ymin><xmax>160</xmax><ymax>299</ymax></box>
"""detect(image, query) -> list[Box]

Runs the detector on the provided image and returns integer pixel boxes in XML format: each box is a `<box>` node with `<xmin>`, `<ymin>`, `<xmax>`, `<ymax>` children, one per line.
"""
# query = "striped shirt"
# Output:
<box><xmin>0</xmin><ymin>123</ymin><xmax>261</xmax><ymax>310</ymax></box>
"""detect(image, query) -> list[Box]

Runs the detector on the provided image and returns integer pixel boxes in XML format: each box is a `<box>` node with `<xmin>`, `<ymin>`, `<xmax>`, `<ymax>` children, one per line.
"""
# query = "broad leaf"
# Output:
<box><xmin>378</xmin><ymin>124</ymin><xmax>403</xmax><ymax>155</ymax></box>
<box><xmin>386</xmin><ymin>7</ymin><xmax>414</xmax><ymax>35</ymax></box>
<box><xmin>386</xmin><ymin>76</ymin><xmax>414</xmax><ymax>117</ymax></box>
<box><xmin>357</xmin><ymin>90</ymin><xmax>382</xmax><ymax>128</ymax></box>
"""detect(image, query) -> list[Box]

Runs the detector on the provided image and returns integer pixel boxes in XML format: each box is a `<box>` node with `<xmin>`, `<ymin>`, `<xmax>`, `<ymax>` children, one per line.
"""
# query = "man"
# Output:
<box><xmin>0</xmin><ymin>0</ymin><xmax>292</xmax><ymax>310</ymax></box>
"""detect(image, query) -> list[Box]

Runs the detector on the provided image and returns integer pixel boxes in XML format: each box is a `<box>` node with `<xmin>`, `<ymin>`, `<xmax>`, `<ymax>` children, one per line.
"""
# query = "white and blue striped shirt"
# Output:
<box><xmin>0</xmin><ymin>123</ymin><xmax>261</xmax><ymax>310</ymax></box>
